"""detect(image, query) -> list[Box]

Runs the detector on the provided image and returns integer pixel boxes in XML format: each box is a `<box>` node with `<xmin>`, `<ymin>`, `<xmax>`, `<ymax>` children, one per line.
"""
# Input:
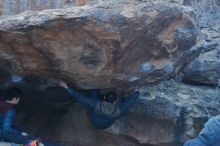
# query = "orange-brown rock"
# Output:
<box><xmin>0</xmin><ymin>1</ymin><xmax>202</xmax><ymax>89</ymax></box>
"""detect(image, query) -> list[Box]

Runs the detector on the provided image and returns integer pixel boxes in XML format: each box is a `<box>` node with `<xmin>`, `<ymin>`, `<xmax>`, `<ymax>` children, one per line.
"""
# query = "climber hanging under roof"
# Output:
<box><xmin>59</xmin><ymin>81</ymin><xmax>140</xmax><ymax>129</ymax></box>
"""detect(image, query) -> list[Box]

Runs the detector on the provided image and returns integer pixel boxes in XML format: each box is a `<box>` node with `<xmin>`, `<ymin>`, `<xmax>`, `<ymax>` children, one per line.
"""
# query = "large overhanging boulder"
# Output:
<box><xmin>0</xmin><ymin>1</ymin><xmax>202</xmax><ymax>89</ymax></box>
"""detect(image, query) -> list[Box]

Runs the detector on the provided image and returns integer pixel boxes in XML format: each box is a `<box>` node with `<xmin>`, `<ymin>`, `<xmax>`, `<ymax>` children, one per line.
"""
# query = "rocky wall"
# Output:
<box><xmin>0</xmin><ymin>0</ymin><xmax>90</xmax><ymax>16</ymax></box>
<box><xmin>0</xmin><ymin>0</ymin><xmax>219</xmax><ymax>146</ymax></box>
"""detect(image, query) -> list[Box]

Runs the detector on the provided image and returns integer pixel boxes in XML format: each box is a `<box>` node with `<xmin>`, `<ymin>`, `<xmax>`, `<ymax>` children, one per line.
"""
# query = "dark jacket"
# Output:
<box><xmin>67</xmin><ymin>88</ymin><xmax>140</xmax><ymax>129</ymax></box>
<box><xmin>183</xmin><ymin>133</ymin><xmax>220</xmax><ymax>146</ymax></box>
<box><xmin>0</xmin><ymin>100</ymin><xmax>31</xmax><ymax>144</ymax></box>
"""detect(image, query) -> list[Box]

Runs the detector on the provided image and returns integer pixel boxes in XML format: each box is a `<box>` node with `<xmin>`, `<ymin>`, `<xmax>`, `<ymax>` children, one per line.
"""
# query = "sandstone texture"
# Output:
<box><xmin>0</xmin><ymin>0</ymin><xmax>219</xmax><ymax>146</ymax></box>
<box><xmin>0</xmin><ymin>0</ymin><xmax>202</xmax><ymax>89</ymax></box>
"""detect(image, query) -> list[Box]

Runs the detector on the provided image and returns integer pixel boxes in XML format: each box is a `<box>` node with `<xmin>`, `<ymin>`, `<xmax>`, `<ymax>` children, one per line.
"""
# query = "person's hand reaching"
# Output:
<box><xmin>22</xmin><ymin>132</ymin><xmax>28</xmax><ymax>136</ymax></box>
<box><xmin>59</xmin><ymin>81</ymin><xmax>68</xmax><ymax>89</ymax></box>
<box><xmin>132</xmin><ymin>90</ymin><xmax>140</xmax><ymax>97</ymax></box>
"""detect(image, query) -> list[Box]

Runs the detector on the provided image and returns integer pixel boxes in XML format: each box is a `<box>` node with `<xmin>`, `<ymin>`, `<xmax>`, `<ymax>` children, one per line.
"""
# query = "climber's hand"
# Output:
<box><xmin>22</xmin><ymin>132</ymin><xmax>28</xmax><ymax>136</ymax></box>
<box><xmin>59</xmin><ymin>81</ymin><xmax>68</xmax><ymax>89</ymax></box>
<box><xmin>39</xmin><ymin>142</ymin><xmax>45</xmax><ymax>146</ymax></box>
<box><xmin>29</xmin><ymin>140</ymin><xmax>44</xmax><ymax>146</ymax></box>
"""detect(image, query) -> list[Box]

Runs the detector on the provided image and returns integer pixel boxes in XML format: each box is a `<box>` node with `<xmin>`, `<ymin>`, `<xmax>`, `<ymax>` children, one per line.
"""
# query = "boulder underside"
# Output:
<box><xmin>0</xmin><ymin>0</ymin><xmax>201</xmax><ymax>89</ymax></box>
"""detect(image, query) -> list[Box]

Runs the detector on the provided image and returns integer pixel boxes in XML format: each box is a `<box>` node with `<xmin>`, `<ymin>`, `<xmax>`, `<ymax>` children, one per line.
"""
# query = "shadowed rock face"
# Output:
<box><xmin>0</xmin><ymin>1</ymin><xmax>201</xmax><ymax>89</ymax></box>
<box><xmin>14</xmin><ymin>80</ymin><xmax>220</xmax><ymax>146</ymax></box>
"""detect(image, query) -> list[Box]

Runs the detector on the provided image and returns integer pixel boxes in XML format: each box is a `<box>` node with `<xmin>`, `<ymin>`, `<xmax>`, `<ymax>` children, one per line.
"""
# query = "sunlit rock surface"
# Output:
<box><xmin>0</xmin><ymin>0</ymin><xmax>88</xmax><ymax>16</ymax></box>
<box><xmin>0</xmin><ymin>0</ymin><xmax>185</xmax><ymax>16</ymax></box>
<box><xmin>0</xmin><ymin>0</ymin><xmax>202</xmax><ymax>89</ymax></box>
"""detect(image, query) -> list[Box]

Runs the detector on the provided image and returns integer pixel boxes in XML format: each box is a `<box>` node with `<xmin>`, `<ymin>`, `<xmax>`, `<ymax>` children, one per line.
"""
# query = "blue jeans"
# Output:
<box><xmin>1</xmin><ymin>130</ymin><xmax>32</xmax><ymax>144</ymax></box>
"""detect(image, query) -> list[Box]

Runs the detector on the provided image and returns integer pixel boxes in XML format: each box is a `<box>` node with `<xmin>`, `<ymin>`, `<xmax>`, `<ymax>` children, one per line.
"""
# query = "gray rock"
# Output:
<box><xmin>15</xmin><ymin>80</ymin><xmax>220</xmax><ymax>146</ymax></box>
<box><xmin>183</xmin><ymin>41</ymin><xmax>220</xmax><ymax>86</ymax></box>
<box><xmin>183</xmin><ymin>0</ymin><xmax>220</xmax><ymax>86</ymax></box>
